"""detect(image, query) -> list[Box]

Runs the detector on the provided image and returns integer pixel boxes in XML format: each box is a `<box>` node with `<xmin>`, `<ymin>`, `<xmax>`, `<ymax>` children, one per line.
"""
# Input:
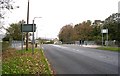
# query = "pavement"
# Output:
<box><xmin>82</xmin><ymin>45</ymin><xmax>101</xmax><ymax>48</ymax></box>
<box><xmin>15</xmin><ymin>44</ymin><xmax>100</xmax><ymax>50</ymax></box>
<box><xmin>41</xmin><ymin>44</ymin><xmax>119</xmax><ymax>74</ymax></box>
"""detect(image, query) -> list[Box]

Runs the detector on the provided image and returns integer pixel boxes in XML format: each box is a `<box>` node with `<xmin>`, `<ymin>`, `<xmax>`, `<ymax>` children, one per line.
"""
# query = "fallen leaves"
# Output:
<box><xmin>2</xmin><ymin>48</ymin><xmax>53</xmax><ymax>75</ymax></box>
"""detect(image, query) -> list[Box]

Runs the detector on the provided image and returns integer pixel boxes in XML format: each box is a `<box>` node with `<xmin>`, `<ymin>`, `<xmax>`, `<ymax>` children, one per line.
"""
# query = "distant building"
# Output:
<box><xmin>53</xmin><ymin>38</ymin><xmax>62</xmax><ymax>45</ymax></box>
<box><xmin>93</xmin><ymin>20</ymin><xmax>104</xmax><ymax>26</ymax></box>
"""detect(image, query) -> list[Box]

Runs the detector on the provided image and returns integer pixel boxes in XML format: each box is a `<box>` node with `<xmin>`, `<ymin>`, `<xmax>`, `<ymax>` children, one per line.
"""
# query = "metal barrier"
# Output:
<box><xmin>11</xmin><ymin>41</ymin><xmax>24</xmax><ymax>49</ymax></box>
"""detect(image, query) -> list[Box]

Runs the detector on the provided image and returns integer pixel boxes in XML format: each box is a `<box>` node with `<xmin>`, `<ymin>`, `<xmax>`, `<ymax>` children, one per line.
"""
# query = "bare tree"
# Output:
<box><xmin>0</xmin><ymin>0</ymin><xmax>17</xmax><ymax>18</ymax></box>
<box><xmin>0</xmin><ymin>0</ymin><xmax>19</xmax><ymax>32</ymax></box>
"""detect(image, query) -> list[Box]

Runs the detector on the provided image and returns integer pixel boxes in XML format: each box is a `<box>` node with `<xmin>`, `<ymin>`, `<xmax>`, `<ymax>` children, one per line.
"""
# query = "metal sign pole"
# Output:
<box><xmin>102</xmin><ymin>33</ymin><xmax>103</xmax><ymax>46</ymax></box>
<box><xmin>101</xmin><ymin>26</ymin><xmax>103</xmax><ymax>46</ymax></box>
<box><xmin>107</xmin><ymin>30</ymin><xmax>108</xmax><ymax>46</ymax></box>
<box><xmin>21</xmin><ymin>24</ymin><xmax>23</xmax><ymax>52</ymax></box>
<box><xmin>32</xmin><ymin>20</ymin><xmax>34</xmax><ymax>54</ymax></box>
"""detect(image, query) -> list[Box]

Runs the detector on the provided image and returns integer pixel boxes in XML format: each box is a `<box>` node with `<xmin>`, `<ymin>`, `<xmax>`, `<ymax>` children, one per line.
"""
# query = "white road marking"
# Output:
<box><xmin>52</xmin><ymin>45</ymin><xmax>68</xmax><ymax>49</ymax></box>
<box><xmin>52</xmin><ymin>45</ymin><xmax>85</xmax><ymax>53</ymax></box>
<box><xmin>77</xmin><ymin>50</ymin><xmax>85</xmax><ymax>53</ymax></box>
<box><xmin>76</xmin><ymin>50</ymin><xmax>79</xmax><ymax>51</ymax></box>
<box><xmin>72</xmin><ymin>49</ymin><xmax>76</xmax><ymax>51</ymax></box>
<box><xmin>51</xmin><ymin>44</ymin><xmax>118</xmax><ymax>66</ymax></box>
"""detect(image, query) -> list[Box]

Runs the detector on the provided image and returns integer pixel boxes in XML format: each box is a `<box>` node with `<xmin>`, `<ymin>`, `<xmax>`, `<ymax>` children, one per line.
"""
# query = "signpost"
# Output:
<box><xmin>21</xmin><ymin>24</ymin><xmax>36</xmax><ymax>54</ymax></box>
<box><xmin>21</xmin><ymin>24</ymin><xmax>36</xmax><ymax>32</ymax></box>
<box><xmin>21</xmin><ymin>17</ymin><xmax>41</xmax><ymax>54</ymax></box>
<box><xmin>101</xmin><ymin>29</ymin><xmax>108</xmax><ymax>46</ymax></box>
<box><xmin>32</xmin><ymin>20</ymin><xmax>35</xmax><ymax>54</ymax></box>
<box><xmin>21</xmin><ymin>23</ymin><xmax>23</xmax><ymax>52</ymax></box>
<box><xmin>101</xmin><ymin>29</ymin><xmax>108</xmax><ymax>33</ymax></box>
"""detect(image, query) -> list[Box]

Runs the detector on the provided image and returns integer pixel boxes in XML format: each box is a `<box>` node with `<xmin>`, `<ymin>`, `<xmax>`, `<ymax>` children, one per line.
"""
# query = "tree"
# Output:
<box><xmin>3</xmin><ymin>20</ymin><xmax>26</xmax><ymax>41</ymax></box>
<box><xmin>74</xmin><ymin>20</ymin><xmax>93</xmax><ymax>41</ymax></box>
<box><xmin>0</xmin><ymin>0</ymin><xmax>19</xmax><ymax>18</ymax></box>
<box><xmin>58</xmin><ymin>13</ymin><xmax>120</xmax><ymax>45</ymax></box>
<box><xmin>91</xmin><ymin>20</ymin><xmax>104</xmax><ymax>41</ymax></box>
<box><xmin>103</xmin><ymin>13</ymin><xmax>120</xmax><ymax>41</ymax></box>
<box><xmin>73</xmin><ymin>23</ymin><xmax>81</xmax><ymax>41</ymax></box>
<box><xmin>0</xmin><ymin>0</ymin><xmax>19</xmax><ymax>32</ymax></box>
<box><xmin>58</xmin><ymin>24</ymin><xmax>74</xmax><ymax>43</ymax></box>
<box><xmin>91</xmin><ymin>25</ymin><xmax>101</xmax><ymax>40</ymax></box>
<box><xmin>58</xmin><ymin>20</ymin><xmax>93</xmax><ymax>43</ymax></box>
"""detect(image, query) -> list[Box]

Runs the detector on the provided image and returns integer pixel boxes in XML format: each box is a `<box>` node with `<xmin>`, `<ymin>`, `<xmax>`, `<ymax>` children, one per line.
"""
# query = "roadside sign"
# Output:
<box><xmin>101</xmin><ymin>29</ymin><xmax>108</xmax><ymax>33</ymax></box>
<box><xmin>21</xmin><ymin>24</ymin><xmax>36</xmax><ymax>32</ymax></box>
<box><xmin>101</xmin><ymin>29</ymin><xmax>109</xmax><ymax>46</ymax></box>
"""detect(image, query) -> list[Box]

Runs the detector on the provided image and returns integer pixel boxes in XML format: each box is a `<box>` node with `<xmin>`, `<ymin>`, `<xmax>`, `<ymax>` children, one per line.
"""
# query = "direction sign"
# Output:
<box><xmin>101</xmin><ymin>29</ymin><xmax>108</xmax><ymax>33</ymax></box>
<box><xmin>21</xmin><ymin>24</ymin><xmax>36</xmax><ymax>32</ymax></box>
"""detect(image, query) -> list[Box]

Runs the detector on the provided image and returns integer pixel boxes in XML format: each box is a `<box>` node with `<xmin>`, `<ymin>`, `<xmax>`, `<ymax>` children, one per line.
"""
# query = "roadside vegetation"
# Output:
<box><xmin>96</xmin><ymin>46</ymin><xmax>119</xmax><ymax>52</ymax></box>
<box><xmin>2</xmin><ymin>41</ymin><xmax>10</xmax><ymax>52</ymax></box>
<box><xmin>58</xmin><ymin>13</ymin><xmax>120</xmax><ymax>46</ymax></box>
<box><xmin>2</xmin><ymin>48</ymin><xmax>53</xmax><ymax>75</ymax></box>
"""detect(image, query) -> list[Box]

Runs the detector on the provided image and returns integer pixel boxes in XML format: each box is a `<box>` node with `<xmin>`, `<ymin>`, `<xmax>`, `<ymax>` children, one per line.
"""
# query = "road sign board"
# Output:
<box><xmin>101</xmin><ymin>29</ymin><xmax>108</xmax><ymax>33</ymax></box>
<box><xmin>21</xmin><ymin>24</ymin><xmax>36</xmax><ymax>32</ymax></box>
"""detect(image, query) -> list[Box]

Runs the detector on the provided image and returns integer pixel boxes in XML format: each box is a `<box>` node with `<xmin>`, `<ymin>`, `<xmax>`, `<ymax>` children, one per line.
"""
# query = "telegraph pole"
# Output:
<box><xmin>32</xmin><ymin>19</ymin><xmax>35</xmax><ymax>54</ymax></box>
<box><xmin>26</xmin><ymin>0</ymin><xmax>29</xmax><ymax>50</ymax></box>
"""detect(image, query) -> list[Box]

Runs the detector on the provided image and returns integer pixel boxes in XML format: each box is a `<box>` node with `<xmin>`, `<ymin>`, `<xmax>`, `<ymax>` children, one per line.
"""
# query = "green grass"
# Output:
<box><xmin>96</xmin><ymin>46</ymin><xmax>119</xmax><ymax>52</ymax></box>
<box><xmin>2</xmin><ymin>41</ymin><xmax>10</xmax><ymax>52</ymax></box>
<box><xmin>2</xmin><ymin>48</ymin><xmax>53</xmax><ymax>75</ymax></box>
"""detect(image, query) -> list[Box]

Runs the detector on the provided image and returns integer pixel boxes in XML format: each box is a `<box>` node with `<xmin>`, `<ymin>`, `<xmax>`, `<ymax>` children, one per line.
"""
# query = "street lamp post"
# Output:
<box><xmin>21</xmin><ymin>20</ymin><xmax>25</xmax><ymax>52</ymax></box>
<box><xmin>32</xmin><ymin>17</ymin><xmax>42</xmax><ymax>54</ymax></box>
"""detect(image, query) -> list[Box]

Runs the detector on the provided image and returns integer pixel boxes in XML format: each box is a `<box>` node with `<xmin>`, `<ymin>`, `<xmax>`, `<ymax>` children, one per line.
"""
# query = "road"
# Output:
<box><xmin>41</xmin><ymin>44</ymin><xmax>119</xmax><ymax>74</ymax></box>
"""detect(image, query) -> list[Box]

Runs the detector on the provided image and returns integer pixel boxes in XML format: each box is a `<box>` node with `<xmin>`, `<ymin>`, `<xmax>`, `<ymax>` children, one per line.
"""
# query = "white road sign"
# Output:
<box><xmin>101</xmin><ymin>29</ymin><xmax>108</xmax><ymax>33</ymax></box>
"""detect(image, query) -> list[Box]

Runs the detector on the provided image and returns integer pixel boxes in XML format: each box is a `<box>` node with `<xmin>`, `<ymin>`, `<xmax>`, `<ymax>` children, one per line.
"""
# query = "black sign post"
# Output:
<box><xmin>21</xmin><ymin>24</ymin><xmax>36</xmax><ymax>54</ymax></box>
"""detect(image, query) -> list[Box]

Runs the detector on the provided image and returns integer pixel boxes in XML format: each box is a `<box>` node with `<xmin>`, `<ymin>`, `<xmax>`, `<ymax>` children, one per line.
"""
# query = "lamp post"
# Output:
<box><xmin>32</xmin><ymin>17</ymin><xmax>42</xmax><ymax>54</ymax></box>
<box><xmin>20</xmin><ymin>20</ymin><xmax>25</xmax><ymax>52</ymax></box>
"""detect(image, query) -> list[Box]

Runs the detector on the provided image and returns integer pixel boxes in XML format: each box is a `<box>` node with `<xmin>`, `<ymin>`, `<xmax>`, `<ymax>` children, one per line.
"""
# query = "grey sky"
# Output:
<box><xmin>3</xmin><ymin>0</ymin><xmax>119</xmax><ymax>39</ymax></box>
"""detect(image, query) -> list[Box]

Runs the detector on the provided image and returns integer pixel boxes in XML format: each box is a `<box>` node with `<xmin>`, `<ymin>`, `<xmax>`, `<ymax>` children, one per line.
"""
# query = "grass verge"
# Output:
<box><xmin>96</xmin><ymin>46</ymin><xmax>119</xmax><ymax>52</ymax></box>
<box><xmin>2</xmin><ymin>48</ymin><xmax>53</xmax><ymax>75</ymax></box>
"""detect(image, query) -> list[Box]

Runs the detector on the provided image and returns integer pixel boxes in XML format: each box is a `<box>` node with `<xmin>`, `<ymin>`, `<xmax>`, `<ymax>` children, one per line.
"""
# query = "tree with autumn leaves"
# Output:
<box><xmin>3</xmin><ymin>20</ymin><xmax>26</xmax><ymax>41</ymax></box>
<box><xmin>59</xmin><ymin>24</ymin><xmax>74</xmax><ymax>43</ymax></box>
<box><xmin>58</xmin><ymin>13</ymin><xmax>120</xmax><ymax>44</ymax></box>
<box><xmin>73</xmin><ymin>20</ymin><xmax>93</xmax><ymax>41</ymax></box>
<box><xmin>58</xmin><ymin>20</ymin><xmax>93</xmax><ymax>43</ymax></box>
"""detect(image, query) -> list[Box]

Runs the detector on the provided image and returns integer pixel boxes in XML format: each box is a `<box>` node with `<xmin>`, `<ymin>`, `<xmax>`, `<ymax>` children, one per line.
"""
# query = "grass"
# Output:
<box><xmin>2</xmin><ymin>48</ymin><xmax>53</xmax><ymax>75</ymax></box>
<box><xmin>2</xmin><ymin>41</ymin><xmax>10</xmax><ymax>52</ymax></box>
<box><xmin>96</xmin><ymin>46</ymin><xmax>119</xmax><ymax>52</ymax></box>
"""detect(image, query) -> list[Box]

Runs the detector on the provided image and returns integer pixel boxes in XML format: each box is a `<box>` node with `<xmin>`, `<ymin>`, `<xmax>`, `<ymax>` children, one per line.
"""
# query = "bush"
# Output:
<box><xmin>2</xmin><ymin>49</ymin><xmax>53</xmax><ymax>75</ymax></box>
<box><xmin>2</xmin><ymin>41</ymin><xmax>10</xmax><ymax>52</ymax></box>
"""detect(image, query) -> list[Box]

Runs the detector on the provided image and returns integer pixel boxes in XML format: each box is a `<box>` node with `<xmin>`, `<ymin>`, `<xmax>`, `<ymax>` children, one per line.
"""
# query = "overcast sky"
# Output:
<box><xmin>4</xmin><ymin>0</ymin><xmax>119</xmax><ymax>39</ymax></box>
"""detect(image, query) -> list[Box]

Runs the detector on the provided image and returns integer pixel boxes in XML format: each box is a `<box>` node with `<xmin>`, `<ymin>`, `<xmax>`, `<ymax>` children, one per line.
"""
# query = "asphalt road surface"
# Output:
<box><xmin>41</xmin><ymin>44</ymin><xmax>119</xmax><ymax>74</ymax></box>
